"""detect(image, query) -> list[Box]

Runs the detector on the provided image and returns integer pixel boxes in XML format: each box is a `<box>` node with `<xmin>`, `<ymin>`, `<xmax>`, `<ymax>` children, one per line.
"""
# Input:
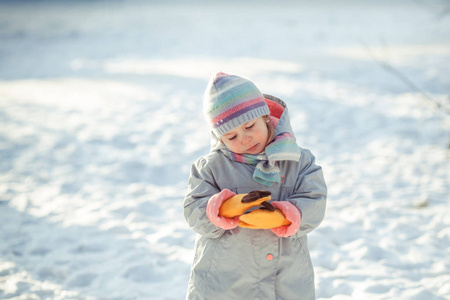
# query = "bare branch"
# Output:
<box><xmin>358</xmin><ymin>38</ymin><xmax>448</xmax><ymax>113</ymax></box>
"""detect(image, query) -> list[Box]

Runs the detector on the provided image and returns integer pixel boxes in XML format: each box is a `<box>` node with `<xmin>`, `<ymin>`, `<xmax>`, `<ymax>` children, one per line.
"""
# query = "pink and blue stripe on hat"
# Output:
<box><xmin>204</xmin><ymin>72</ymin><xmax>270</xmax><ymax>138</ymax></box>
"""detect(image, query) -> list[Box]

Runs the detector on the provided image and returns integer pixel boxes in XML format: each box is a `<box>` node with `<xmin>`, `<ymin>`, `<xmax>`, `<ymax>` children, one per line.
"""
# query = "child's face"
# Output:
<box><xmin>221</xmin><ymin>117</ymin><xmax>269</xmax><ymax>155</ymax></box>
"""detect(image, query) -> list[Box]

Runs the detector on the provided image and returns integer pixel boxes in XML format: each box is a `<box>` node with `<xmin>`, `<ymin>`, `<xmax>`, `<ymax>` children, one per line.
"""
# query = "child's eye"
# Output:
<box><xmin>246</xmin><ymin>123</ymin><xmax>255</xmax><ymax>130</ymax></box>
<box><xmin>228</xmin><ymin>135</ymin><xmax>237</xmax><ymax>141</ymax></box>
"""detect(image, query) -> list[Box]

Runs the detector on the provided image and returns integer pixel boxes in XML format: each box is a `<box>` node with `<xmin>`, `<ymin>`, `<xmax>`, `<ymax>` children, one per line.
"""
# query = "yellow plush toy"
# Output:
<box><xmin>219</xmin><ymin>191</ymin><xmax>291</xmax><ymax>229</ymax></box>
<box><xmin>219</xmin><ymin>191</ymin><xmax>271</xmax><ymax>218</ymax></box>
<box><xmin>239</xmin><ymin>207</ymin><xmax>292</xmax><ymax>229</ymax></box>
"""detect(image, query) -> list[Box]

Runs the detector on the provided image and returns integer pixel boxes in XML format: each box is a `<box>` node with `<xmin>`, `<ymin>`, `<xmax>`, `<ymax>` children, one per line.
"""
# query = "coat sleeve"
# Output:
<box><xmin>286</xmin><ymin>148</ymin><xmax>327</xmax><ymax>239</ymax></box>
<box><xmin>183</xmin><ymin>157</ymin><xmax>227</xmax><ymax>239</ymax></box>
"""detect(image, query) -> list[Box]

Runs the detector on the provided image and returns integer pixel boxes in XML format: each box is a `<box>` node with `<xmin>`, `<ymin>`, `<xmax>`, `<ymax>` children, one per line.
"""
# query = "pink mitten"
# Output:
<box><xmin>206</xmin><ymin>189</ymin><xmax>240</xmax><ymax>230</ymax></box>
<box><xmin>270</xmin><ymin>201</ymin><xmax>301</xmax><ymax>237</ymax></box>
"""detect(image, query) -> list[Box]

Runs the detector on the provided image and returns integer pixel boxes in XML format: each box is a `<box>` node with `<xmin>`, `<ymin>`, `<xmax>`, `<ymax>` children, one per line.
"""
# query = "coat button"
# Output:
<box><xmin>266</xmin><ymin>254</ymin><xmax>273</xmax><ymax>261</ymax></box>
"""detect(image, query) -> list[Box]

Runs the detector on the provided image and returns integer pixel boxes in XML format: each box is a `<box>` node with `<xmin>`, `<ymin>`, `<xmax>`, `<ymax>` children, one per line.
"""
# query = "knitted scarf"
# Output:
<box><xmin>219</xmin><ymin>132</ymin><xmax>301</xmax><ymax>186</ymax></box>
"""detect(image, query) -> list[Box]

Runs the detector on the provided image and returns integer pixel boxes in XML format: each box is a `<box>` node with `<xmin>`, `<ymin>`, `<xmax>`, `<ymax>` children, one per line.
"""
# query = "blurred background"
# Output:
<box><xmin>0</xmin><ymin>0</ymin><xmax>449</xmax><ymax>299</ymax></box>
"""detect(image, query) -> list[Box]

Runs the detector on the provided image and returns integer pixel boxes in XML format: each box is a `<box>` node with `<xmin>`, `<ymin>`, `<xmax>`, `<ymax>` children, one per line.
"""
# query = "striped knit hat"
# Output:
<box><xmin>204</xmin><ymin>72</ymin><xmax>270</xmax><ymax>138</ymax></box>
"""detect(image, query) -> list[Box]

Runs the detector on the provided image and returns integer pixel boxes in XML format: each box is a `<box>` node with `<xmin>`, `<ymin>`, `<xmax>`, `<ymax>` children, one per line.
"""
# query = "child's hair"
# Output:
<box><xmin>264</xmin><ymin>115</ymin><xmax>275</xmax><ymax>146</ymax></box>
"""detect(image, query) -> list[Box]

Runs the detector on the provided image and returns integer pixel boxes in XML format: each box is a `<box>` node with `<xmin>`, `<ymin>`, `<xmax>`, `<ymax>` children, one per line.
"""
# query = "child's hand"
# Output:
<box><xmin>219</xmin><ymin>191</ymin><xmax>271</xmax><ymax>218</ymax></box>
<box><xmin>206</xmin><ymin>189</ymin><xmax>240</xmax><ymax>230</ymax></box>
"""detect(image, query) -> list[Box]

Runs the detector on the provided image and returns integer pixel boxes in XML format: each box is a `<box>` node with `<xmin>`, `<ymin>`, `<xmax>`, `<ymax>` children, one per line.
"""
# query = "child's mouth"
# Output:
<box><xmin>247</xmin><ymin>144</ymin><xmax>259</xmax><ymax>152</ymax></box>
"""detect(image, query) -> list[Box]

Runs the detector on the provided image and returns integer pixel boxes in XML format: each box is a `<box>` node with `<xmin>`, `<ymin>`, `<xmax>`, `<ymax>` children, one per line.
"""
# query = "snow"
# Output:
<box><xmin>0</xmin><ymin>0</ymin><xmax>449</xmax><ymax>299</ymax></box>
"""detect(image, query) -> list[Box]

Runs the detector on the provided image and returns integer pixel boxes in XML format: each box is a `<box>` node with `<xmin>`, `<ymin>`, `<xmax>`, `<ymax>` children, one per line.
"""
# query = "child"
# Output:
<box><xmin>184</xmin><ymin>72</ymin><xmax>327</xmax><ymax>300</ymax></box>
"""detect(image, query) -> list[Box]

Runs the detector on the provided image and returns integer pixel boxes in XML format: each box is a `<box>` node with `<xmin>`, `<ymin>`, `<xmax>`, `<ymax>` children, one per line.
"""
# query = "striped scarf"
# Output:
<box><xmin>220</xmin><ymin>132</ymin><xmax>301</xmax><ymax>186</ymax></box>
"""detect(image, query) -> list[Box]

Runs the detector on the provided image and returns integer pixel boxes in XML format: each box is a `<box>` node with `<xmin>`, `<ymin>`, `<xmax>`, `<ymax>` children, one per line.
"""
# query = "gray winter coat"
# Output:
<box><xmin>184</xmin><ymin>96</ymin><xmax>327</xmax><ymax>300</ymax></box>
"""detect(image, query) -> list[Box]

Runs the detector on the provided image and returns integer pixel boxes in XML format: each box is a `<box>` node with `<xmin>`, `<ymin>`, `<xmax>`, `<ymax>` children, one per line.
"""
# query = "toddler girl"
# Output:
<box><xmin>184</xmin><ymin>72</ymin><xmax>327</xmax><ymax>300</ymax></box>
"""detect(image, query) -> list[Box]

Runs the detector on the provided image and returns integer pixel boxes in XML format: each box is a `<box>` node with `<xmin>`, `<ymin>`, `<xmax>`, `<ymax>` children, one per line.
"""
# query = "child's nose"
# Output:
<box><xmin>241</xmin><ymin>134</ymin><xmax>252</xmax><ymax>144</ymax></box>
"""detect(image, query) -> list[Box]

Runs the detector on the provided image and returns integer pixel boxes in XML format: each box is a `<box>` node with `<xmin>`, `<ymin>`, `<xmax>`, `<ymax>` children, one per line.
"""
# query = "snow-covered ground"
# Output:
<box><xmin>0</xmin><ymin>0</ymin><xmax>449</xmax><ymax>299</ymax></box>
